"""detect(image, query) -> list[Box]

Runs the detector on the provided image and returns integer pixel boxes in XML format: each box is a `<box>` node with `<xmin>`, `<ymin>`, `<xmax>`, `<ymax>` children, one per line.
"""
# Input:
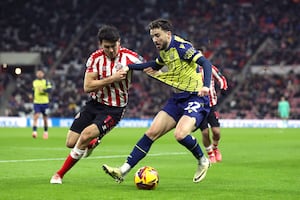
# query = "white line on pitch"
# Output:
<box><xmin>0</xmin><ymin>152</ymin><xmax>188</xmax><ymax>163</ymax></box>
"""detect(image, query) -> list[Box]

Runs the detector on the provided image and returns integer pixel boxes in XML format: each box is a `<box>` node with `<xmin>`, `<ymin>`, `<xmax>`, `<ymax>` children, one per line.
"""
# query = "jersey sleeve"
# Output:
<box><xmin>176</xmin><ymin>42</ymin><xmax>203</xmax><ymax>62</ymax></box>
<box><xmin>212</xmin><ymin>65</ymin><xmax>228</xmax><ymax>90</ymax></box>
<box><xmin>85</xmin><ymin>53</ymin><xmax>98</xmax><ymax>73</ymax></box>
<box><xmin>126</xmin><ymin>53</ymin><xmax>144</xmax><ymax>65</ymax></box>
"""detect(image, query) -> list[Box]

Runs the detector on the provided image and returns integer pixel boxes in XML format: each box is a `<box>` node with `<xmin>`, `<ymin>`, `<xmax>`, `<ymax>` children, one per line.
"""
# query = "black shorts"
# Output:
<box><xmin>199</xmin><ymin>105</ymin><xmax>220</xmax><ymax>131</ymax></box>
<box><xmin>70</xmin><ymin>99</ymin><xmax>125</xmax><ymax>137</ymax></box>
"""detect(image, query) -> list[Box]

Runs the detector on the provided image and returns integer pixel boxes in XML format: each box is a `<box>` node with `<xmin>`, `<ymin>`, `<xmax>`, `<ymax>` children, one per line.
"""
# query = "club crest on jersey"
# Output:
<box><xmin>115</xmin><ymin>63</ymin><xmax>123</xmax><ymax>70</ymax></box>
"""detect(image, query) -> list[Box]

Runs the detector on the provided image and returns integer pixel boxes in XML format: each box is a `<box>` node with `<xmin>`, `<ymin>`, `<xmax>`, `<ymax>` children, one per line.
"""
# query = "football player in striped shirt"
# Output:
<box><xmin>198</xmin><ymin>63</ymin><xmax>228</xmax><ymax>163</ymax></box>
<box><xmin>50</xmin><ymin>25</ymin><xmax>143</xmax><ymax>184</ymax></box>
<box><xmin>103</xmin><ymin>18</ymin><xmax>212</xmax><ymax>184</ymax></box>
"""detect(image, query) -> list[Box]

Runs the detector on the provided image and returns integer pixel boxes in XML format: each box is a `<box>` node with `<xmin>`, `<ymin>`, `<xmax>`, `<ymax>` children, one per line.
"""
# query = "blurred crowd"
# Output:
<box><xmin>1</xmin><ymin>0</ymin><xmax>299</xmax><ymax>119</ymax></box>
<box><xmin>221</xmin><ymin>71</ymin><xmax>300</xmax><ymax>119</ymax></box>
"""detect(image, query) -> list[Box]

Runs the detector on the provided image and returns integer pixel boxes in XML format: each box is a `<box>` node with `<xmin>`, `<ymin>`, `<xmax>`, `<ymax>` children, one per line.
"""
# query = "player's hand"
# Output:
<box><xmin>198</xmin><ymin>86</ymin><xmax>209</xmax><ymax>96</ymax></box>
<box><xmin>144</xmin><ymin>67</ymin><xmax>161</xmax><ymax>76</ymax></box>
<box><xmin>28</xmin><ymin>94</ymin><xmax>33</xmax><ymax>101</ymax></box>
<box><xmin>143</xmin><ymin>67</ymin><xmax>155</xmax><ymax>75</ymax></box>
<box><xmin>114</xmin><ymin>69</ymin><xmax>128</xmax><ymax>81</ymax></box>
<box><xmin>122</xmin><ymin>66</ymin><xmax>129</xmax><ymax>72</ymax></box>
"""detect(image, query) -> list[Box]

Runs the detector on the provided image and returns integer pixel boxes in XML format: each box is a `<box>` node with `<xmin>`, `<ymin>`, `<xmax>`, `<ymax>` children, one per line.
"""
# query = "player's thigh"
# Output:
<box><xmin>33</xmin><ymin>112</ymin><xmax>40</xmax><ymax>119</ymax></box>
<box><xmin>66</xmin><ymin>130</ymin><xmax>80</xmax><ymax>148</ymax></box>
<box><xmin>81</xmin><ymin>124</ymin><xmax>100</xmax><ymax>140</ymax></box>
<box><xmin>201</xmin><ymin>127</ymin><xmax>210</xmax><ymax>138</ymax></box>
<box><xmin>174</xmin><ymin>115</ymin><xmax>197</xmax><ymax>140</ymax></box>
<box><xmin>146</xmin><ymin>111</ymin><xmax>176</xmax><ymax>141</ymax></box>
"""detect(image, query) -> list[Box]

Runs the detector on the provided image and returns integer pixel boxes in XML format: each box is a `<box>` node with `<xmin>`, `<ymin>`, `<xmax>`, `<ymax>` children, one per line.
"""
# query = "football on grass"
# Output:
<box><xmin>134</xmin><ymin>166</ymin><xmax>159</xmax><ymax>190</ymax></box>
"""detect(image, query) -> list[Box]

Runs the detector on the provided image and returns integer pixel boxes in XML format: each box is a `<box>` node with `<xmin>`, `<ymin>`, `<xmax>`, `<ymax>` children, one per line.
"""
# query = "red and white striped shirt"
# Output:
<box><xmin>86</xmin><ymin>47</ymin><xmax>143</xmax><ymax>107</ymax></box>
<box><xmin>200</xmin><ymin>65</ymin><xmax>228</xmax><ymax>107</ymax></box>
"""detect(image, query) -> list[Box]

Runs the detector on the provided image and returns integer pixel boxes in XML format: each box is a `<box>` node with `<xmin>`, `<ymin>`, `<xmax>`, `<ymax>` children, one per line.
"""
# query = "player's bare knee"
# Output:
<box><xmin>201</xmin><ymin>129</ymin><xmax>209</xmax><ymax>137</ymax></box>
<box><xmin>174</xmin><ymin>131</ymin><xmax>186</xmax><ymax>141</ymax></box>
<box><xmin>212</xmin><ymin>133</ymin><xmax>220</xmax><ymax>141</ymax></box>
<box><xmin>174</xmin><ymin>126</ymin><xmax>191</xmax><ymax>141</ymax></box>
<box><xmin>81</xmin><ymin>128</ymin><xmax>98</xmax><ymax>143</ymax></box>
<box><xmin>80</xmin><ymin>132</ymin><xmax>92</xmax><ymax>143</ymax></box>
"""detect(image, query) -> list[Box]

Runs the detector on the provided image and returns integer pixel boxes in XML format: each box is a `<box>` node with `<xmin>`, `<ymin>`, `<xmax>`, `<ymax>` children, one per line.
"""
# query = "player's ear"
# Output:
<box><xmin>165</xmin><ymin>31</ymin><xmax>172</xmax><ymax>40</ymax></box>
<box><xmin>116</xmin><ymin>39</ymin><xmax>121</xmax><ymax>46</ymax></box>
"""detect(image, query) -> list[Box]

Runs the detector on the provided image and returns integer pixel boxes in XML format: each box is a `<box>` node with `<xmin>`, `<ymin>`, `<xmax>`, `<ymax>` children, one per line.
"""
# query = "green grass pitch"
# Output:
<box><xmin>0</xmin><ymin>127</ymin><xmax>299</xmax><ymax>200</ymax></box>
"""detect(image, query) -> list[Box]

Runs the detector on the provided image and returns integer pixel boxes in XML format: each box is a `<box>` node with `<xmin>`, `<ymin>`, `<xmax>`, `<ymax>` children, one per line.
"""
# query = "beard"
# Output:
<box><xmin>161</xmin><ymin>41</ymin><xmax>169</xmax><ymax>50</ymax></box>
<box><xmin>155</xmin><ymin>40</ymin><xmax>168</xmax><ymax>50</ymax></box>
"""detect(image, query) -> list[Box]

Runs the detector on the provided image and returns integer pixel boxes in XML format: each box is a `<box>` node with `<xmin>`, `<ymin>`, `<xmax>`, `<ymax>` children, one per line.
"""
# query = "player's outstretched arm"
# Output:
<box><xmin>196</xmin><ymin>56</ymin><xmax>212</xmax><ymax>89</ymax></box>
<box><xmin>128</xmin><ymin>61</ymin><xmax>163</xmax><ymax>71</ymax></box>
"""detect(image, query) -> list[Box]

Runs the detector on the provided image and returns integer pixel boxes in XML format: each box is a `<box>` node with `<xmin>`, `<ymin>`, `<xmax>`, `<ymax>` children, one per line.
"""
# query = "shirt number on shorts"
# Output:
<box><xmin>184</xmin><ymin>102</ymin><xmax>204</xmax><ymax>113</ymax></box>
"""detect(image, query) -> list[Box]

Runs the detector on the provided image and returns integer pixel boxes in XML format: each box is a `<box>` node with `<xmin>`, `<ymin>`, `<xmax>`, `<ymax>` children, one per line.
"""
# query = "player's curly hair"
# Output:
<box><xmin>148</xmin><ymin>18</ymin><xmax>173</xmax><ymax>32</ymax></box>
<box><xmin>97</xmin><ymin>25</ymin><xmax>120</xmax><ymax>43</ymax></box>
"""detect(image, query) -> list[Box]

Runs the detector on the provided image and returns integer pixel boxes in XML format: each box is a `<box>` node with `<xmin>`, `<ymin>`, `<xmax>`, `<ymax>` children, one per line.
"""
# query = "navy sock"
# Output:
<box><xmin>126</xmin><ymin>134</ymin><xmax>153</xmax><ymax>168</ymax></box>
<box><xmin>178</xmin><ymin>135</ymin><xmax>204</xmax><ymax>160</ymax></box>
<box><xmin>33</xmin><ymin>126</ymin><xmax>37</xmax><ymax>131</ymax></box>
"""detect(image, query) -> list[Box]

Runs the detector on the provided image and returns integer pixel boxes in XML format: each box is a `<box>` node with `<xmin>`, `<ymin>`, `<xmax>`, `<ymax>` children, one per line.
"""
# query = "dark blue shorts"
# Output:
<box><xmin>33</xmin><ymin>103</ymin><xmax>49</xmax><ymax>116</ymax></box>
<box><xmin>162</xmin><ymin>92</ymin><xmax>210</xmax><ymax>129</ymax></box>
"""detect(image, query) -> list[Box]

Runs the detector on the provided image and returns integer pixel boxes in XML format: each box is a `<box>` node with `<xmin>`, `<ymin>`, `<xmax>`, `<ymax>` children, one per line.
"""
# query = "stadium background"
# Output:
<box><xmin>0</xmin><ymin>0</ymin><xmax>300</xmax><ymax>125</ymax></box>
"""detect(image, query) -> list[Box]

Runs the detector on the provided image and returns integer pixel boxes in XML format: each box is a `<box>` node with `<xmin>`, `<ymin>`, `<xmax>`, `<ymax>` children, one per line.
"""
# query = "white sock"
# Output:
<box><xmin>70</xmin><ymin>147</ymin><xmax>85</xmax><ymax>159</ymax></box>
<box><xmin>199</xmin><ymin>155</ymin><xmax>209</xmax><ymax>164</ymax></box>
<box><xmin>120</xmin><ymin>163</ymin><xmax>131</xmax><ymax>175</ymax></box>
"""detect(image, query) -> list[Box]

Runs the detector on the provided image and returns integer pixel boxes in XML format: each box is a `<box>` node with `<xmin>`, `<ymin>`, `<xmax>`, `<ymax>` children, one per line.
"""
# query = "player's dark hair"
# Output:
<box><xmin>97</xmin><ymin>25</ymin><xmax>120</xmax><ymax>43</ymax></box>
<box><xmin>148</xmin><ymin>18</ymin><xmax>173</xmax><ymax>32</ymax></box>
<box><xmin>199</xmin><ymin>46</ymin><xmax>206</xmax><ymax>53</ymax></box>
